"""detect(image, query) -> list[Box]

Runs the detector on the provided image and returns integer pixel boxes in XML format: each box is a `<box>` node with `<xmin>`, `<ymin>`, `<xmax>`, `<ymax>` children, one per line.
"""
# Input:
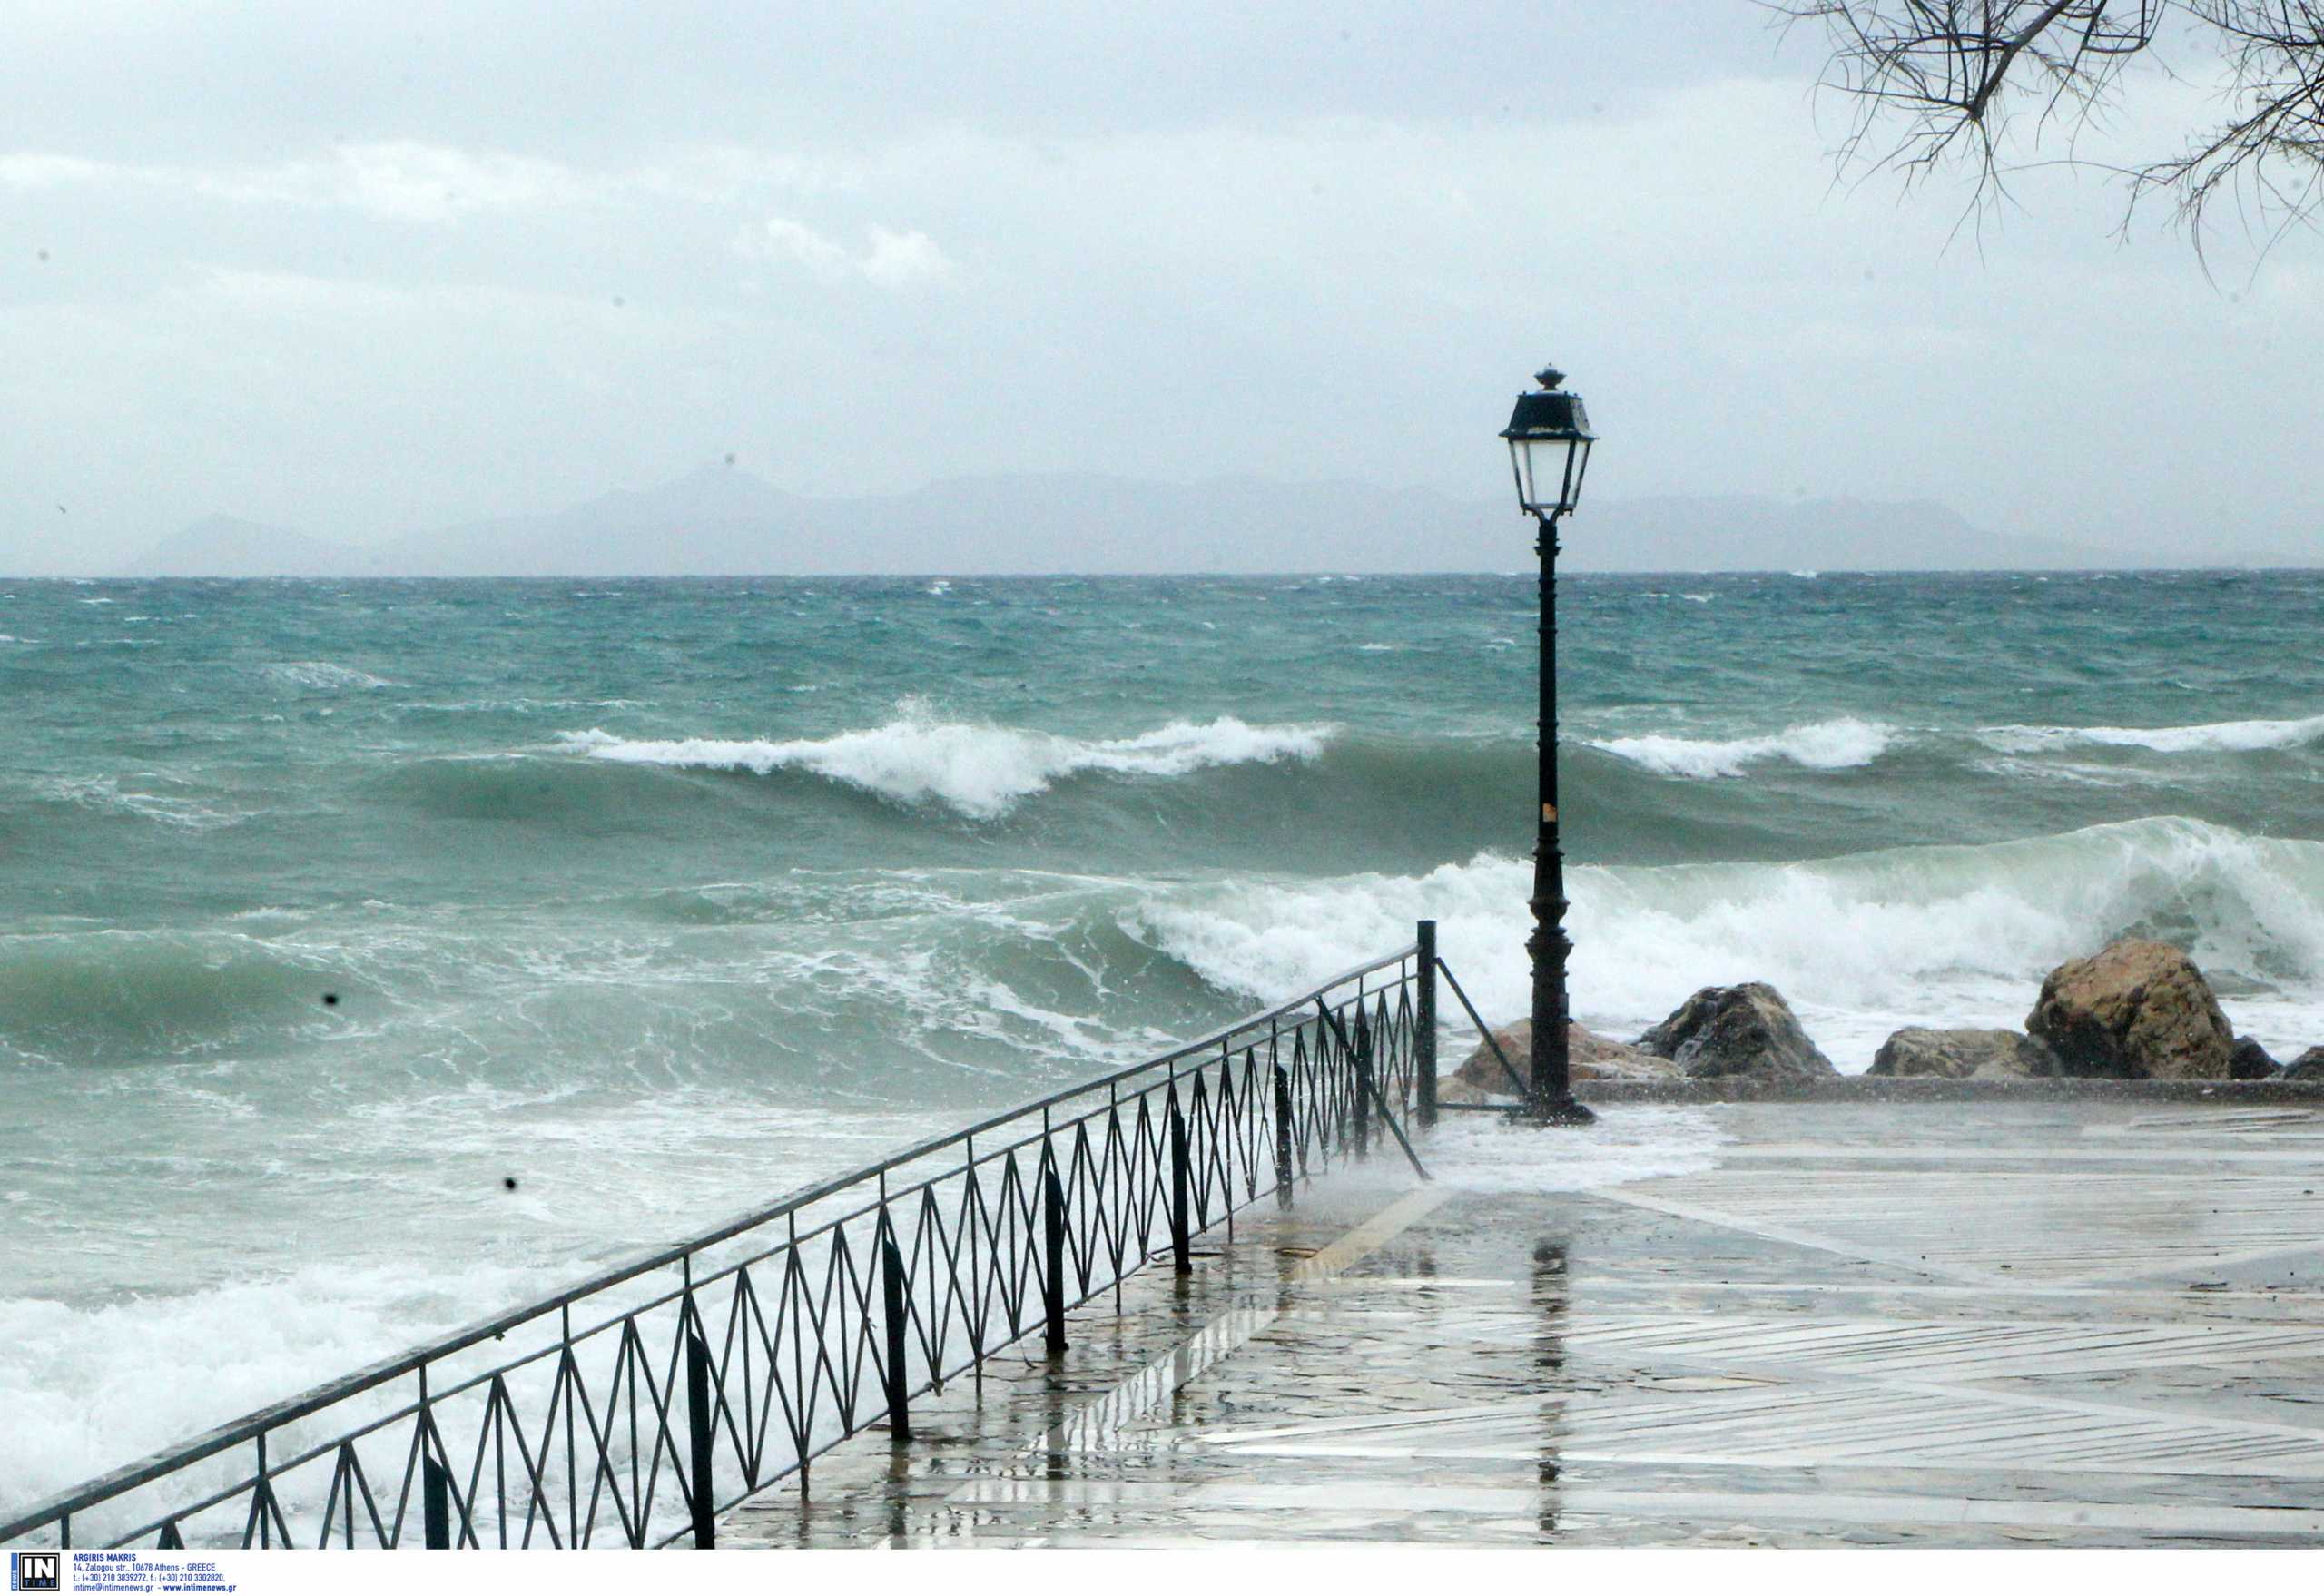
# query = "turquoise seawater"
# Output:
<box><xmin>4</xmin><ymin>569</ymin><xmax>2321</xmax><ymax>1505</ymax></box>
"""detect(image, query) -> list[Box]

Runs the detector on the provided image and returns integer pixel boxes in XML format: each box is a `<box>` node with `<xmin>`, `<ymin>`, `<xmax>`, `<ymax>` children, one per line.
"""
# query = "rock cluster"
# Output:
<box><xmin>1450</xmin><ymin>937</ymin><xmax>2314</xmax><ymax>1089</ymax></box>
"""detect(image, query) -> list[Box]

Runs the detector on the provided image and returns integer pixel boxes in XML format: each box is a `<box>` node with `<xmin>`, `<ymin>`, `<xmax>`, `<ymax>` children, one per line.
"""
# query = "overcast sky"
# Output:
<box><xmin>2</xmin><ymin>2</ymin><xmax>2316</xmax><ymax>574</ymax></box>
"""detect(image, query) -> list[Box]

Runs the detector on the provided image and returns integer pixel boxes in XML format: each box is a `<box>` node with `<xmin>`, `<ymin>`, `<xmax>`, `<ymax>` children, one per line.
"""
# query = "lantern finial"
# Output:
<box><xmin>1534</xmin><ymin>364</ymin><xmax>1565</xmax><ymax>391</ymax></box>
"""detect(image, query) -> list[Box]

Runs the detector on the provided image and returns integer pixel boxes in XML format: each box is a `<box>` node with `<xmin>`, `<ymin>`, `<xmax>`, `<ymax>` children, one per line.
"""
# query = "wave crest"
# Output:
<box><xmin>0</xmin><ymin>931</ymin><xmax>352</xmax><ymax>1064</ymax></box>
<box><xmin>1979</xmin><ymin>713</ymin><xmax>2324</xmax><ymax>755</ymax></box>
<box><xmin>559</xmin><ymin>701</ymin><xmax>1332</xmax><ymax>819</ymax></box>
<box><xmin>1589</xmin><ymin>716</ymin><xmax>1896</xmax><ymax>780</ymax></box>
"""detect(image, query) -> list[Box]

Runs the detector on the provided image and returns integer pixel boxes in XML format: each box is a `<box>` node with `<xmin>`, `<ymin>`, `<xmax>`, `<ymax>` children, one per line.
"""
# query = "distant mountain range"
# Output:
<box><xmin>116</xmin><ymin>465</ymin><xmax>2255</xmax><ymax>576</ymax></box>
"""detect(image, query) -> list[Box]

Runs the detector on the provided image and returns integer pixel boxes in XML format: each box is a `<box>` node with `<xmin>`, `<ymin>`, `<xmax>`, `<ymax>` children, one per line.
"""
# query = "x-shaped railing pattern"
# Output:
<box><xmin>2</xmin><ymin>941</ymin><xmax>1442</xmax><ymax>1552</ymax></box>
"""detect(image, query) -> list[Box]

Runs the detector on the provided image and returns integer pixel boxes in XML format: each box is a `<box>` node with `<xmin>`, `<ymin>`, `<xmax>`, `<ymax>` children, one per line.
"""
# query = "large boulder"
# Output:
<box><xmin>1446</xmin><ymin>1019</ymin><xmax>1675</xmax><ymax>1099</ymax></box>
<box><xmin>2024</xmin><ymin>940</ymin><xmax>2234</xmax><ymax>1080</ymax></box>
<box><xmin>1635</xmin><ymin>982</ymin><xmax>1837</xmax><ymax>1079</ymax></box>
<box><xmin>2285</xmin><ymin>1047</ymin><xmax>2324</xmax><ymax>1081</ymax></box>
<box><xmin>1867</xmin><ymin>1027</ymin><xmax>2061</xmax><ymax>1079</ymax></box>
<box><xmin>2230</xmin><ymin>1036</ymin><xmax>2282</xmax><ymax>1080</ymax></box>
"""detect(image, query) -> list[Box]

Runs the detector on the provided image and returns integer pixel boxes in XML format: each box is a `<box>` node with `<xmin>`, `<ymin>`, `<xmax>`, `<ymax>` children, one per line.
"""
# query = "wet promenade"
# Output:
<box><xmin>724</xmin><ymin>1101</ymin><xmax>2324</xmax><ymax>1547</ymax></box>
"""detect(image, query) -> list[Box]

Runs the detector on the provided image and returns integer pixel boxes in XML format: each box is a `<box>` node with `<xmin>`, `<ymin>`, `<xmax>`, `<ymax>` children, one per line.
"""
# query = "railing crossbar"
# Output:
<box><xmin>1433</xmin><ymin>957</ymin><xmax>1530</xmax><ymax>1098</ymax></box>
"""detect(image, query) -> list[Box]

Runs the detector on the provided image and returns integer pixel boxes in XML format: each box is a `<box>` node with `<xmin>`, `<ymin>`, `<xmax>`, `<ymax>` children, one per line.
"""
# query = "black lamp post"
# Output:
<box><xmin>1501</xmin><ymin>362</ymin><xmax>1597</xmax><ymax>1126</ymax></box>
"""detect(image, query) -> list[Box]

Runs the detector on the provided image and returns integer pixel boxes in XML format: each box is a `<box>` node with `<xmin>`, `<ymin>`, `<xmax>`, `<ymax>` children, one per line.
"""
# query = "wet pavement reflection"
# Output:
<box><xmin>725</xmin><ymin>1103</ymin><xmax>2324</xmax><ymax>1547</ymax></box>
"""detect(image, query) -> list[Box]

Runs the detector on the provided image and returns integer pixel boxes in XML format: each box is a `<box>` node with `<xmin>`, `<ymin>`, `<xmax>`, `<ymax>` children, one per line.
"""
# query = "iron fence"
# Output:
<box><xmin>2</xmin><ymin>938</ymin><xmax>1444</xmax><ymax>1552</ymax></box>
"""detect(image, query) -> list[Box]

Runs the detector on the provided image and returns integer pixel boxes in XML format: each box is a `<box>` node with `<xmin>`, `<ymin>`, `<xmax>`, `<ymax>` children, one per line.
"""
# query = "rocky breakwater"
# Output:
<box><xmin>1870</xmin><ymin>938</ymin><xmax>2309</xmax><ymax>1083</ymax></box>
<box><xmin>1444</xmin><ymin>940</ymin><xmax>2315</xmax><ymax>1098</ymax></box>
<box><xmin>1444</xmin><ymin>982</ymin><xmax>1836</xmax><ymax>1099</ymax></box>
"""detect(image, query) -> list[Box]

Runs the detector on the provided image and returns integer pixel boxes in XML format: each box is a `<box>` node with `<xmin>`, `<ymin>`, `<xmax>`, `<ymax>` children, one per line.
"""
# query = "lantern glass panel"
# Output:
<box><xmin>1512</xmin><ymin>436</ymin><xmax>1585</xmax><ymax>513</ymax></box>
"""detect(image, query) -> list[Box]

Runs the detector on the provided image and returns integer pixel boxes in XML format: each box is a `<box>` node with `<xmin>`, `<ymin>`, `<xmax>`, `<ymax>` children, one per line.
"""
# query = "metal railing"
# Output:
<box><xmin>2</xmin><ymin>939</ymin><xmax>1443</xmax><ymax>1552</ymax></box>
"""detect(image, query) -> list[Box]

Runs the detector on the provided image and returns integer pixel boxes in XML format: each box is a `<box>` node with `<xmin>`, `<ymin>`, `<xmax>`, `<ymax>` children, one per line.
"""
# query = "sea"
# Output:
<box><xmin>4</xmin><ymin>568</ymin><xmax>2321</xmax><ymax>1510</ymax></box>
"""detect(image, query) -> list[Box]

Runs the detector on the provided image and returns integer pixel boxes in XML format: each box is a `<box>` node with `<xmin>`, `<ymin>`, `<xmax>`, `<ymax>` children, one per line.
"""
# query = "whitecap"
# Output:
<box><xmin>557</xmin><ymin>700</ymin><xmax>1334</xmax><ymax>820</ymax></box>
<box><xmin>263</xmin><ymin>661</ymin><xmax>397</xmax><ymax>692</ymax></box>
<box><xmin>1979</xmin><ymin>714</ymin><xmax>2324</xmax><ymax>756</ymax></box>
<box><xmin>1589</xmin><ymin>717</ymin><xmax>1896</xmax><ymax>779</ymax></box>
<box><xmin>34</xmin><ymin>775</ymin><xmax>251</xmax><ymax>832</ymax></box>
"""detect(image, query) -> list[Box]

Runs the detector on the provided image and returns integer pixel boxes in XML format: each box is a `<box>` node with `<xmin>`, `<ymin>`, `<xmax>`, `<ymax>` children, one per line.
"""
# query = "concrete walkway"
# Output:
<box><xmin>724</xmin><ymin>1101</ymin><xmax>2324</xmax><ymax>1547</ymax></box>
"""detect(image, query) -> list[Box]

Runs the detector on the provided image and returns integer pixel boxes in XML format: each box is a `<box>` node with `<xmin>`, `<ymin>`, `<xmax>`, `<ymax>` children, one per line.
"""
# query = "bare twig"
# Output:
<box><xmin>1769</xmin><ymin>0</ymin><xmax>2324</xmax><ymax>253</ymax></box>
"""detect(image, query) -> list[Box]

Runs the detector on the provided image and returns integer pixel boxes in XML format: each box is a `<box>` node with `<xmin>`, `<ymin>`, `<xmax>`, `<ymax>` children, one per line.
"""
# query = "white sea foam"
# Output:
<box><xmin>1128</xmin><ymin>816</ymin><xmax>2324</xmax><ymax>1069</ymax></box>
<box><xmin>559</xmin><ymin>701</ymin><xmax>1333</xmax><ymax>819</ymax></box>
<box><xmin>0</xmin><ymin>1258</ymin><xmax>556</xmax><ymax>1513</ymax></box>
<box><xmin>1979</xmin><ymin>713</ymin><xmax>2324</xmax><ymax>755</ymax></box>
<box><xmin>1589</xmin><ymin>716</ymin><xmax>1896</xmax><ymax>779</ymax></box>
<box><xmin>1971</xmin><ymin>755</ymin><xmax>2174</xmax><ymax>790</ymax></box>
<box><xmin>263</xmin><ymin>660</ymin><xmax>397</xmax><ymax>692</ymax></box>
<box><xmin>34</xmin><ymin>775</ymin><xmax>251</xmax><ymax>832</ymax></box>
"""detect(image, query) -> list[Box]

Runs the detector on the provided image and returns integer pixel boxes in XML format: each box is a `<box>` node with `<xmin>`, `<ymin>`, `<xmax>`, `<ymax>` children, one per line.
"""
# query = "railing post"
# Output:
<box><xmin>1416</xmin><ymin>922</ymin><xmax>1439</xmax><ymax>1129</ymax></box>
<box><xmin>686</xmin><ymin>1323</ymin><xmax>716</xmax><ymax>1550</ymax></box>
<box><xmin>880</xmin><ymin>1212</ymin><xmax>911</xmax><ymax>1445</ymax></box>
<box><xmin>1167</xmin><ymin>1081</ymin><xmax>1192</xmax><ymax>1275</ymax></box>
<box><xmin>1351</xmin><ymin>1010</ymin><xmax>1374</xmax><ymax>1160</ymax></box>
<box><xmin>422</xmin><ymin>1452</ymin><xmax>451</xmax><ymax>1550</ymax></box>
<box><xmin>1042</xmin><ymin>1154</ymin><xmax>1068</xmax><ymax>1354</ymax></box>
<box><xmin>1272</xmin><ymin>1054</ymin><xmax>1295</xmax><ymax>1208</ymax></box>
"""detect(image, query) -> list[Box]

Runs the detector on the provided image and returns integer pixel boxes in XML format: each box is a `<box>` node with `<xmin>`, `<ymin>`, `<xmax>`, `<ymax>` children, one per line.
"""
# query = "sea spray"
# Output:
<box><xmin>1127</xmin><ymin>817</ymin><xmax>2324</xmax><ymax>1067</ymax></box>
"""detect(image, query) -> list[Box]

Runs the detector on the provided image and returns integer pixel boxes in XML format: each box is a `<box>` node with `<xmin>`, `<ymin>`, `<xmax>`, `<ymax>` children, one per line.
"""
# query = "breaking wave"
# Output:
<box><xmin>1588</xmin><ymin>716</ymin><xmax>1896</xmax><ymax>780</ymax></box>
<box><xmin>558</xmin><ymin>701</ymin><xmax>1333</xmax><ymax>819</ymax></box>
<box><xmin>1128</xmin><ymin>816</ymin><xmax>2324</xmax><ymax>1068</ymax></box>
<box><xmin>1979</xmin><ymin>713</ymin><xmax>2324</xmax><ymax>755</ymax></box>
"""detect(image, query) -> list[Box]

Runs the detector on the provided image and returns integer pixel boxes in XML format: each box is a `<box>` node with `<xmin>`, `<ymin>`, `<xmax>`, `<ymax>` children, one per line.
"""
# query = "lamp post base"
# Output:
<box><xmin>1515</xmin><ymin>1096</ymin><xmax>1597</xmax><ymax>1128</ymax></box>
